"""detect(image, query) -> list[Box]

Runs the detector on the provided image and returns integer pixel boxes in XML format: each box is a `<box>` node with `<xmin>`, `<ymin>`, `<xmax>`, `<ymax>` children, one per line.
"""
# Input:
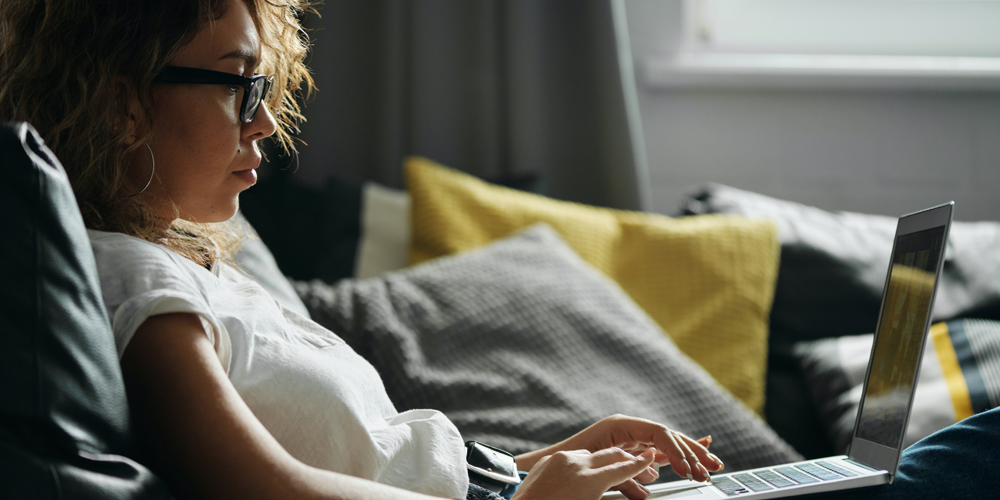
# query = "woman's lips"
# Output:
<box><xmin>233</xmin><ymin>154</ymin><xmax>260</xmax><ymax>184</ymax></box>
<box><xmin>233</xmin><ymin>168</ymin><xmax>257</xmax><ymax>184</ymax></box>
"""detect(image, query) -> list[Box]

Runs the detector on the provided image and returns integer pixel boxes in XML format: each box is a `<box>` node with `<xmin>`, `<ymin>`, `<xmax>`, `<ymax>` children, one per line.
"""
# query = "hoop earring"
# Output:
<box><xmin>125</xmin><ymin>143</ymin><xmax>155</xmax><ymax>198</ymax></box>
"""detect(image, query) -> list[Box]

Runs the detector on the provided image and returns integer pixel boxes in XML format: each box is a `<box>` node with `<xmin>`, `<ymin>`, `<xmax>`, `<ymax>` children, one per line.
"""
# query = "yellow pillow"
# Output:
<box><xmin>406</xmin><ymin>157</ymin><xmax>780</xmax><ymax>413</ymax></box>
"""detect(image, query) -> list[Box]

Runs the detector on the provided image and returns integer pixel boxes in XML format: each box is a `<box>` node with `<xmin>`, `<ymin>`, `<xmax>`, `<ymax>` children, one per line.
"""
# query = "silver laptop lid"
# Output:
<box><xmin>847</xmin><ymin>202</ymin><xmax>954</xmax><ymax>482</ymax></box>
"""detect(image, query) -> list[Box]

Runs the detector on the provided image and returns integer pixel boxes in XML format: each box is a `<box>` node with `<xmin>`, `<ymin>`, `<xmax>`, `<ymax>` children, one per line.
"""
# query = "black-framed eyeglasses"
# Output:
<box><xmin>154</xmin><ymin>66</ymin><xmax>273</xmax><ymax>124</ymax></box>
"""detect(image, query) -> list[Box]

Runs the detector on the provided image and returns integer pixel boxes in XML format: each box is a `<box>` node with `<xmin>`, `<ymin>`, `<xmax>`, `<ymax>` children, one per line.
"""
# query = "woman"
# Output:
<box><xmin>0</xmin><ymin>1</ymin><xmax>723</xmax><ymax>499</ymax></box>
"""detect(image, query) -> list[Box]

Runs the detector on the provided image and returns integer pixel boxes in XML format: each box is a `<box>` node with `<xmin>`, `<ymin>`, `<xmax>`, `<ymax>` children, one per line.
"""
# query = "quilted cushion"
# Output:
<box><xmin>296</xmin><ymin>224</ymin><xmax>801</xmax><ymax>472</ymax></box>
<box><xmin>405</xmin><ymin>157</ymin><xmax>780</xmax><ymax>414</ymax></box>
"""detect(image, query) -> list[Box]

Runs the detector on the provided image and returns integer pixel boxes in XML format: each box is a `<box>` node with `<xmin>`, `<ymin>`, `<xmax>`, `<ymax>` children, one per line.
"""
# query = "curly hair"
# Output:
<box><xmin>0</xmin><ymin>0</ymin><xmax>314</xmax><ymax>266</ymax></box>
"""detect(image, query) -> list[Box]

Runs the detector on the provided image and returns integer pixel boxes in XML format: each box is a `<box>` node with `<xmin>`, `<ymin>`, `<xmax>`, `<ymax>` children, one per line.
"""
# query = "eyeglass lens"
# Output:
<box><xmin>242</xmin><ymin>77</ymin><xmax>272</xmax><ymax>123</ymax></box>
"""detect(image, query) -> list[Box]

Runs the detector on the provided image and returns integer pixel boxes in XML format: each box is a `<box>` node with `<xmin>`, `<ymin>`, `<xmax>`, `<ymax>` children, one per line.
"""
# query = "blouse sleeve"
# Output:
<box><xmin>88</xmin><ymin>230</ymin><xmax>232</xmax><ymax>371</ymax></box>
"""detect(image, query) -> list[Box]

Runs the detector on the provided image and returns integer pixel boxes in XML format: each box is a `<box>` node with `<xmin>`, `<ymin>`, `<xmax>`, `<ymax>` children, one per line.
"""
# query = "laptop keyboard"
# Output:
<box><xmin>711</xmin><ymin>460</ymin><xmax>862</xmax><ymax>496</ymax></box>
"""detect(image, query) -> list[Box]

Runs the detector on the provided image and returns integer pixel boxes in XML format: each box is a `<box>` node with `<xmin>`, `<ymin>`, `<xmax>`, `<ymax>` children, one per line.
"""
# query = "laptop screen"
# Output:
<box><xmin>854</xmin><ymin>225</ymin><xmax>947</xmax><ymax>449</ymax></box>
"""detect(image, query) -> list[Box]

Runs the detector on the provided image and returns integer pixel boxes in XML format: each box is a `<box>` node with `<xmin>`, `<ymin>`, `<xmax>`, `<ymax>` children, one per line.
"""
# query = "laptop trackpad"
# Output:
<box><xmin>649</xmin><ymin>486</ymin><xmax>707</xmax><ymax>498</ymax></box>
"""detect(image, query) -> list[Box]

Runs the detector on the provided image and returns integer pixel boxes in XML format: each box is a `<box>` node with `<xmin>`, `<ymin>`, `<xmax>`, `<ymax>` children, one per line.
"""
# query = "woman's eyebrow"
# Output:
<box><xmin>218</xmin><ymin>48</ymin><xmax>259</xmax><ymax>70</ymax></box>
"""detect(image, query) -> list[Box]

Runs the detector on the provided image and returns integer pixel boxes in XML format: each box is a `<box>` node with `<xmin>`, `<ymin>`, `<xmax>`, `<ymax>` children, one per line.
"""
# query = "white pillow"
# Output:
<box><xmin>354</xmin><ymin>183</ymin><xmax>411</xmax><ymax>279</ymax></box>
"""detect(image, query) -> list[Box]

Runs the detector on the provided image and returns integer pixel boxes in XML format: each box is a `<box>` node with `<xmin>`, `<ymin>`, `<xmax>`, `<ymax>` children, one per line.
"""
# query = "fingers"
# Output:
<box><xmin>683</xmin><ymin>434</ymin><xmax>724</xmax><ymax>472</ymax></box>
<box><xmin>594</xmin><ymin>448</ymin><xmax>655</xmax><ymax>500</ymax></box>
<box><xmin>612</xmin><ymin>479</ymin><xmax>650</xmax><ymax>500</ymax></box>
<box><xmin>590</xmin><ymin>446</ymin><xmax>655</xmax><ymax>469</ymax></box>
<box><xmin>652</xmin><ymin>430</ymin><xmax>720</xmax><ymax>482</ymax></box>
<box><xmin>632</xmin><ymin>462</ymin><xmax>659</xmax><ymax>484</ymax></box>
<box><xmin>580</xmin><ymin>416</ymin><xmax>725</xmax><ymax>484</ymax></box>
<box><xmin>677</xmin><ymin>433</ymin><xmax>725</xmax><ymax>476</ymax></box>
<box><xmin>512</xmin><ymin>448</ymin><xmax>655</xmax><ymax>500</ymax></box>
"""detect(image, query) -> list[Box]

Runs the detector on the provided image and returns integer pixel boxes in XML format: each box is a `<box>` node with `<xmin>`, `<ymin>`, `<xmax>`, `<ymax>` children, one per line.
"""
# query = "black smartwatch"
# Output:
<box><xmin>465</xmin><ymin>441</ymin><xmax>522</xmax><ymax>495</ymax></box>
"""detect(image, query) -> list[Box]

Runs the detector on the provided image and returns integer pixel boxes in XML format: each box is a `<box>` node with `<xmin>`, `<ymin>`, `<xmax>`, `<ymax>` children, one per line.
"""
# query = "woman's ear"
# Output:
<box><xmin>113</xmin><ymin>76</ymin><xmax>147</xmax><ymax>145</ymax></box>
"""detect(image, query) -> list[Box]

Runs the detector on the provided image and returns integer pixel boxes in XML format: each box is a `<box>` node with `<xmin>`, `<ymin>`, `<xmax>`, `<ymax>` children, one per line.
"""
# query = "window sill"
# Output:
<box><xmin>642</xmin><ymin>53</ymin><xmax>1000</xmax><ymax>91</ymax></box>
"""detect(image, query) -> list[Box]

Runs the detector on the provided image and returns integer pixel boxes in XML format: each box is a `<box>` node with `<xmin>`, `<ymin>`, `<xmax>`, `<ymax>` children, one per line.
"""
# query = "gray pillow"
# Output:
<box><xmin>681</xmin><ymin>183</ymin><xmax>1000</xmax><ymax>343</ymax></box>
<box><xmin>295</xmin><ymin>224</ymin><xmax>801</xmax><ymax>472</ymax></box>
<box><xmin>232</xmin><ymin>212</ymin><xmax>311</xmax><ymax>318</ymax></box>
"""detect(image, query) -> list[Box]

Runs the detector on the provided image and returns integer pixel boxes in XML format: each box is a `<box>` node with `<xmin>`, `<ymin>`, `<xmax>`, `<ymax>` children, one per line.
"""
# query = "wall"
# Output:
<box><xmin>626</xmin><ymin>1</ymin><xmax>1000</xmax><ymax>221</ymax></box>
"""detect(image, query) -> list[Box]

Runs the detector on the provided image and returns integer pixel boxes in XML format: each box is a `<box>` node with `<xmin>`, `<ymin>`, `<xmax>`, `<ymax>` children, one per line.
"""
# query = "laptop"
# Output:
<box><xmin>605</xmin><ymin>201</ymin><xmax>955</xmax><ymax>499</ymax></box>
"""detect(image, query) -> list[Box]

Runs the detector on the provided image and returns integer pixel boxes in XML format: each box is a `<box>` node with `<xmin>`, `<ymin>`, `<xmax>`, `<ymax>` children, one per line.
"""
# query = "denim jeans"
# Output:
<box><xmin>467</xmin><ymin>472</ymin><xmax>527</xmax><ymax>500</ymax></box>
<box><xmin>804</xmin><ymin>405</ymin><xmax>1000</xmax><ymax>499</ymax></box>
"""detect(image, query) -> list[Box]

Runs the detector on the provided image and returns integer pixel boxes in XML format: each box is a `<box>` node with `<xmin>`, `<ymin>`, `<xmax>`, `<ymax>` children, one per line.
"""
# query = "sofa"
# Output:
<box><xmin>243</xmin><ymin>158</ymin><xmax>1000</xmax><ymax>462</ymax></box>
<box><xmin>0</xmin><ymin>122</ymin><xmax>169</xmax><ymax>499</ymax></box>
<box><xmin>5</xmin><ymin>119</ymin><xmax>1000</xmax><ymax>498</ymax></box>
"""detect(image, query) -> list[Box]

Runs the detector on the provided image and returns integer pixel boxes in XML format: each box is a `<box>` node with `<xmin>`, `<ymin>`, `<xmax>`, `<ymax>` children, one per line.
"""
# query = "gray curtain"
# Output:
<box><xmin>288</xmin><ymin>0</ymin><xmax>650</xmax><ymax>210</ymax></box>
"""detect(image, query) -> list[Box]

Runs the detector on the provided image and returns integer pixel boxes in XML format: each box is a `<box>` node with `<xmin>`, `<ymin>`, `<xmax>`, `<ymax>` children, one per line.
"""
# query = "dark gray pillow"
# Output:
<box><xmin>295</xmin><ymin>224</ymin><xmax>801</xmax><ymax>472</ymax></box>
<box><xmin>681</xmin><ymin>183</ymin><xmax>1000</xmax><ymax>344</ymax></box>
<box><xmin>0</xmin><ymin>122</ymin><xmax>167</xmax><ymax>499</ymax></box>
<box><xmin>231</xmin><ymin>212</ymin><xmax>311</xmax><ymax>318</ymax></box>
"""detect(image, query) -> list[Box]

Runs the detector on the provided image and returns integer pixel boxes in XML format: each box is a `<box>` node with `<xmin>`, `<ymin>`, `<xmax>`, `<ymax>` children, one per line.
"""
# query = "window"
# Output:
<box><xmin>636</xmin><ymin>0</ymin><xmax>1000</xmax><ymax>89</ymax></box>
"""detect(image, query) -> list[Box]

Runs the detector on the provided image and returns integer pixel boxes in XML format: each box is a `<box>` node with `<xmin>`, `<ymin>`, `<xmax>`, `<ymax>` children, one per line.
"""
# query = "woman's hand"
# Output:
<box><xmin>511</xmin><ymin>448</ymin><xmax>658</xmax><ymax>500</ymax></box>
<box><xmin>515</xmin><ymin>415</ymin><xmax>724</xmax><ymax>486</ymax></box>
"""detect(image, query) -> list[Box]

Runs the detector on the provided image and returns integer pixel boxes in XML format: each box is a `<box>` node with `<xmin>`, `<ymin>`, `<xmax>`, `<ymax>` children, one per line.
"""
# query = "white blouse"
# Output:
<box><xmin>88</xmin><ymin>230</ymin><xmax>468</xmax><ymax>499</ymax></box>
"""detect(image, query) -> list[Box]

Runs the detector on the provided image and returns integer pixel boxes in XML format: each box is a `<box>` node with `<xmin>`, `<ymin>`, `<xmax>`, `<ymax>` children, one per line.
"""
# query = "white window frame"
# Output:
<box><xmin>633</xmin><ymin>0</ymin><xmax>1000</xmax><ymax>91</ymax></box>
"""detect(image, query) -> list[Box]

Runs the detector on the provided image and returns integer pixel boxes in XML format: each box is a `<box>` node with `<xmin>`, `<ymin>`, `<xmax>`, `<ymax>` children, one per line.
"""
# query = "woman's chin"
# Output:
<box><xmin>176</xmin><ymin>201</ymin><xmax>241</xmax><ymax>225</ymax></box>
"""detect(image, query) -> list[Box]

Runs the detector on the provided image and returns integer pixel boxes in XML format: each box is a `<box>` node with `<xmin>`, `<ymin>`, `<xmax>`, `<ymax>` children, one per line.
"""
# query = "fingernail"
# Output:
<box><xmin>648</xmin><ymin>466</ymin><xmax>659</xmax><ymax>478</ymax></box>
<box><xmin>638</xmin><ymin>483</ymin><xmax>650</xmax><ymax>495</ymax></box>
<box><xmin>697</xmin><ymin>463</ymin><xmax>711</xmax><ymax>480</ymax></box>
<box><xmin>686</xmin><ymin>473</ymin><xmax>694</xmax><ymax>481</ymax></box>
<box><xmin>710</xmin><ymin>454</ymin><xmax>724</xmax><ymax>469</ymax></box>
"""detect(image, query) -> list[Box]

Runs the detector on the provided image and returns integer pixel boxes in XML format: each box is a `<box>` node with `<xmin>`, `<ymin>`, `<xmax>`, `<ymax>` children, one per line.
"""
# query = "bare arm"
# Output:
<box><xmin>121</xmin><ymin>312</ymin><xmax>447</xmax><ymax>500</ymax></box>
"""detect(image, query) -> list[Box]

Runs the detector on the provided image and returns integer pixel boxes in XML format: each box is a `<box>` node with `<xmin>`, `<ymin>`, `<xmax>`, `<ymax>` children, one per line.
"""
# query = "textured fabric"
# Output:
<box><xmin>0</xmin><ymin>122</ymin><xmax>168</xmax><ymax>499</ymax></box>
<box><xmin>88</xmin><ymin>230</ymin><xmax>469</xmax><ymax>499</ymax></box>
<box><xmin>795</xmin><ymin>319</ymin><xmax>1000</xmax><ymax>454</ymax></box>
<box><xmin>405</xmin><ymin>157</ymin><xmax>780</xmax><ymax>413</ymax></box>
<box><xmin>467</xmin><ymin>483</ymin><xmax>506</xmax><ymax>500</ymax></box>
<box><xmin>297</xmin><ymin>224</ymin><xmax>801</xmax><ymax>472</ymax></box>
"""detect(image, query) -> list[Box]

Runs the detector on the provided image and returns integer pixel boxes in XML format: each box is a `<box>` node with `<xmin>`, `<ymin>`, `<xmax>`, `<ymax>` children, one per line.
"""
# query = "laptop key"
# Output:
<box><xmin>796</xmin><ymin>463</ymin><xmax>842</xmax><ymax>481</ymax></box>
<box><xmin>818</xmin><ymin>460</ymin><xmax>860</xmax><ymax>477</ymax></box>
<box><xmin>754</xmin><ymin>470</ymin><xmax>796</xmax><ymax>488</ymax></box>
<box><xmin>774</xmin><ymin>466</ymin><xmax>819</xmax><ymax>485</ymax></box>
<box><xmin>733</xmin><ymin>473</ymin><xmax>774</xmax><ymax>492</ymax></box>
<box><xmin>711</xmin><ymin>476</ymin><xmax>750</xmax><ymax>496</ymax></box>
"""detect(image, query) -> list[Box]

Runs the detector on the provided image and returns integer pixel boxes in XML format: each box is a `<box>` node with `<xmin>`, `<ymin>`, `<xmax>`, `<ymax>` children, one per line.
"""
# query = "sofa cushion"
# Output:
<box><xmin>680</xmin><ymin>183</ymin><xmax>1000</xmax><ymax>458</ymax></box>
<box><xmin>231</xmin><ymin>212</ymin><xmax>311</xmax><ymax>318</ymax></box>
<box><xmin>680</xmin><ymin>183</ymin><xmax>1000</xmax><ymax>344</ymax></box>
<box><xmin>0</xmin><ymin>122</ymin><xmax>167</xmax><ymax>499</ymax></box>
<box><xmin>295</xmin><ymin>224</ymin><xmax>801</xmax><ymax>472</ymax></box>
<box><xmin>405</xmin><ymin>157</ymin><xmax>780</xmax><ymax>414</ymax></box>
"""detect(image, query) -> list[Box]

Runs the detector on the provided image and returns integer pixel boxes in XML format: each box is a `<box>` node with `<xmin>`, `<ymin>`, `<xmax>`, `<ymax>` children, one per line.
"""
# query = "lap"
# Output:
<box><xmin>804</xmin><ymin>406</ymin><xmax>1000</xmax><ymax>499</ymax></box>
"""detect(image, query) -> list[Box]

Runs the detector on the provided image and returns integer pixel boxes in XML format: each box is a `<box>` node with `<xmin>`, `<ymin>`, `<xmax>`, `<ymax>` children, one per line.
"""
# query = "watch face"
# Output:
<box><xmin>466</xmin><ymin>441</ymin><xmax>519</xmax><ymax>483</ymax></box>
